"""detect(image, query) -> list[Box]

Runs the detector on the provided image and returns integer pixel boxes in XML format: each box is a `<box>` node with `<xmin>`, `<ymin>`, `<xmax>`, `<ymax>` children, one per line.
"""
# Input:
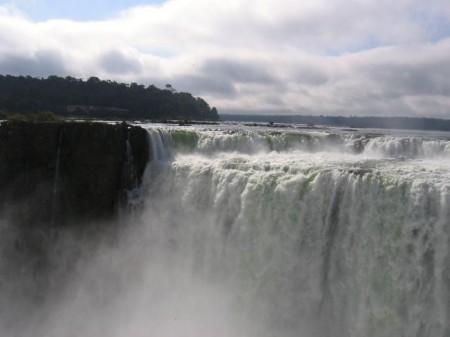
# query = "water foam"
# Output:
<box><xmin>0</xmin><ymin>124</ymin><xmax>448</xmax><ymax>337</ymax></box>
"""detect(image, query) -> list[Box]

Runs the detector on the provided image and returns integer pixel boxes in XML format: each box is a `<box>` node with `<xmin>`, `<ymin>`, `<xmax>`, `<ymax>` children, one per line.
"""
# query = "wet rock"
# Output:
<box><xmin>0</xmin><ymin>121</ymin><xmax>149</xmax><ymax>227</ymax></box>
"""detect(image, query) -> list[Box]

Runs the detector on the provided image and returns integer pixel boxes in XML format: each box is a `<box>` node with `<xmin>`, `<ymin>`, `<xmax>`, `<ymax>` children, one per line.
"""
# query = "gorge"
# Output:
<box><xmin>0</xmin><ymin>121</ymin><xmax>449</xmax><ymax>337</ymax></box>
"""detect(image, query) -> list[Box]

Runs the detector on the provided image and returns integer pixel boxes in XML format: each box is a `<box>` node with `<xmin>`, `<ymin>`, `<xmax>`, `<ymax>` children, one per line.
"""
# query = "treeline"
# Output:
<box><xmin>222</xmin><ymin>114</ymin><xmax>450</xmax><ymax>132</ymax></box>
<box><xmin>0</xmin><ymin>75</ymin><xmax>219</xmax><ymax>121</ymax></box>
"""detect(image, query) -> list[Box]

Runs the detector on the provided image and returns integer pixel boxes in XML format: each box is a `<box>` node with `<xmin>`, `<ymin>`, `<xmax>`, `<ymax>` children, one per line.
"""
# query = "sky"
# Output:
<box><xmin>0</xmin><ymin>0</ymin><xmax>450</xmax><ymax>118</ymax></box>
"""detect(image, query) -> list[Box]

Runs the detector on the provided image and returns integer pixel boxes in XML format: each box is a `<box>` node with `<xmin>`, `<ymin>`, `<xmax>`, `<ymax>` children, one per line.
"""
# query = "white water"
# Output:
<box><xmin>134</xmin><ymin>125</ymin><xmax>450</xmax><ymax>337</ymax></box>
<box><xmin>0</xmin><ymin>124</ymin><xmax>449</xmax><ymax>337</ymax></box>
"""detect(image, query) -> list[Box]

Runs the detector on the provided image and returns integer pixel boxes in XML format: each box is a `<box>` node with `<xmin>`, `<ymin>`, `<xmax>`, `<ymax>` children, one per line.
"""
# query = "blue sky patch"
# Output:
<box><xmin>1</xmin><ymin>0</ymin><xmax>166</xmax><ymax>21</ymax></box>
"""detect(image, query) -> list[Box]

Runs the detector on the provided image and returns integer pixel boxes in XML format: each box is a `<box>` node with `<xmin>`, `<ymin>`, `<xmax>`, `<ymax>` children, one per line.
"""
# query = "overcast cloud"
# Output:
<box><xmin>0</xmin><ymin>0</ymin><xmax>449</xmax><ymax>117</ymax></box>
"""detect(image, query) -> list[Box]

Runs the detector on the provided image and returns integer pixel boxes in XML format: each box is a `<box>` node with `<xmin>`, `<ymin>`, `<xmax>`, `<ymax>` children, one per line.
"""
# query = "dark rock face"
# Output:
<box><xmin>0</xmin><ymin>121</ymin><xmax>149</xmax><ymax>227</ymax></box>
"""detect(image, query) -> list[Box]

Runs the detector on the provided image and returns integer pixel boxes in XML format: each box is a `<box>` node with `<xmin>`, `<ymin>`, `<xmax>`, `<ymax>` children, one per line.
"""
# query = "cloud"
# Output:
<box><xmin>173</xmin><ymin>74</ymin><xmax>237</xmax><ymax>97</ymax></box>
<box><xmin>0</xmin><ymin>50</ymin><xmax>68</xmax><ymax>77</ymax></box>
<box><xmin>0</xmin><ymin>0</ymin><xmax>449</xmax><ymax>117</ymax></box>
<box><xmin>201</xmin><ymin>59</ymin><xmax>275</xmax><ymax>85</ymax></box>
<box><xmin>294</xmin><ymin>64</ymin><xmax>329</xmax><ymax>86</ymax></box>
<box><xmin>98</xmin><ymin>50</ymin><xmax>142</xmax><ymax>75</ymax></box>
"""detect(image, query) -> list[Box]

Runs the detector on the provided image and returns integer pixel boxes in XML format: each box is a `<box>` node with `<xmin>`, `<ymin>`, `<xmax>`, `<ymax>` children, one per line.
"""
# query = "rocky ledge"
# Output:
<box><xmin>0</xmin><ymin>121</ymin><xmax>149</xmax><ymax>227</ymax></box>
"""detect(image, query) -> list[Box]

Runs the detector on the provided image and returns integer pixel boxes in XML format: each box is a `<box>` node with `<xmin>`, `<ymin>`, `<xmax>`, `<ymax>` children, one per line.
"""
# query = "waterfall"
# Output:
<box><xmin>134</xmin><ymin>145</ymin><xmax>449</xmax><ymax>337</ymax></box>
<box><xmin>147</xmin><ymin>128</ymin><xmax>171</xmax><ymax>162</ymax></box>
<box><xmin>128</xmin><ymin>125</ymin><xmax>450</xmax><ymax>337</ymax></box>
<box><xmin>123</xmin><ymin>138</ymin><xmax>137</xmax><ymax>189</ymax></box>
<box><xmin>51</xmin><ymin>128</ymin><xmax>63</xmax><ymax>226</ymax></box>
<box><xmin>120</xmin><ymin>128</ymin><xmax>140</xmax><ymax>213</ymax></box>
<box><xmin>0</xmin><ymin>124</ymin><xmax>449</xmax><ymax>337</ymax></box>
<box><xmin>122</xmin><ymin>128</ymin><xmax>171</xmax><ymax>211</ymax></box>
<box><xmin>157</xmin><ymin>127</ymin><xmax>450</xmax><ymax>159</ymax></box>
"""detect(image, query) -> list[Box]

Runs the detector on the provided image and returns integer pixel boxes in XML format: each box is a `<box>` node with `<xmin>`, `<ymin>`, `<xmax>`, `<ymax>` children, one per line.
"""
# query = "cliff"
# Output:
<box><xmin>0</xmin><ymin>121</ymin><xmax>149</xmax><ymax>227</ymax></box>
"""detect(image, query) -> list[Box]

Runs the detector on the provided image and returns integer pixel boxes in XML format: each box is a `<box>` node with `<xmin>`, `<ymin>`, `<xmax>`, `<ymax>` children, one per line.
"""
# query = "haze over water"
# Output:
<box><xmin>1</xmin><ymin>122</ymin><xmax>449</xmax><ymax>337</ymax></box>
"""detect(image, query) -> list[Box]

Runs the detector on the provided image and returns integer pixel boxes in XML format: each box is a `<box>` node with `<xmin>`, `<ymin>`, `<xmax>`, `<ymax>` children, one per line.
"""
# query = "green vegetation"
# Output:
<box><xmin>0</xmin><ymin>75</ymin><xmax>219</xmax><ymax>121</ymax></box>
<box><xmin>33</xmin><ymin>111</ymin><xmax>63</xmax><ymax>122</ymax></box>
<box><xmin>6</xmin><ymin>113</ymin><xmax>28</xmax><ymax>122</ymax></box>
<box><xmin>6</xmin><ymin>111</ymin><xmax>63</xmax><ymax>122</ymax></box>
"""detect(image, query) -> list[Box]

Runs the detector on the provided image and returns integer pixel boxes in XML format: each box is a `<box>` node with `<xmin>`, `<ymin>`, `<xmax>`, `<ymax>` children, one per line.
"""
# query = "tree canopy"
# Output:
<box><xmin>0</xmin><ymin>75</ymin><xmax>219</xmax><ymax>121</ymax></box>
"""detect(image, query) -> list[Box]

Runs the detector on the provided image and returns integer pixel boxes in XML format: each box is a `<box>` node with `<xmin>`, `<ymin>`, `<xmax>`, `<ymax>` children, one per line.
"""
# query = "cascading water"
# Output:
<box><xmin>0</xmin><ymin>123</ymin><xmax>448</xmax><ymax>337</ymax></box>
<box><xmin>51</xmin><ymin>128</ymin><xmax>63</xmax><ymax>227</ymax></box>
<box><xmin>120</xmin><ymin>134</ymin><xmax>138</xmax><ymax>209</ymax></box>
<box><xmin>147</xmin><ymin>128</ymin><xmax>172</xmax><ymax>162</ymax></box>
<box><xmin>131</xmin><ymin>125</ymin><xmax>450</xmax><ymax>337</ymax></box>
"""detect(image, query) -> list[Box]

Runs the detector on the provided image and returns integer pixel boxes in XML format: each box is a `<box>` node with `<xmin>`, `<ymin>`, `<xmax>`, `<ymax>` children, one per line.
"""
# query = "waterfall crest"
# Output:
<box><xmin>157</xmin><ymin>126</ymin><xmax>450</xmax><ymax>159</ymax></box>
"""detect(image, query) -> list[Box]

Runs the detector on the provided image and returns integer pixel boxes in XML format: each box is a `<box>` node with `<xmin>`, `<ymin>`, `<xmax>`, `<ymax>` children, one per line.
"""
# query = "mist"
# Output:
<box><xmin>0</xmin><ymin>124</ymin><xmax>449</xmax><ymax>337</ymax></box>
<box><xmin>0</xmin><ymin>161</ymin><xmax>275</xmax><ymax>337</ymax></box>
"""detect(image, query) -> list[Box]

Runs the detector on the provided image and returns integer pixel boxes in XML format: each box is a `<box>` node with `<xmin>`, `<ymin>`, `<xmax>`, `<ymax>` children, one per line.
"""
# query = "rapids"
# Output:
<box><xmin>1</xmin><ymin>123</ymin><xmax>449</xmax><ymax>337</ymax></box>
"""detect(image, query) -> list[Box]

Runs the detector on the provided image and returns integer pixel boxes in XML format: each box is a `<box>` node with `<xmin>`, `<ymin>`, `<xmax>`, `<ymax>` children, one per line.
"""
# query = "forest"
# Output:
<box><xmin>0</xmin><ymin>75</ymin><xmax>219</xmax><ymax>121</ymax></box>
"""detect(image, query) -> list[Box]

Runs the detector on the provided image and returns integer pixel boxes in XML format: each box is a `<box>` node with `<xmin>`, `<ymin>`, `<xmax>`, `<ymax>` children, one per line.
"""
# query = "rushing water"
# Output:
<box><xmin>1</xmin><ymin>123</ymin><xmax>449</xmax><ymax>337</ymax></box>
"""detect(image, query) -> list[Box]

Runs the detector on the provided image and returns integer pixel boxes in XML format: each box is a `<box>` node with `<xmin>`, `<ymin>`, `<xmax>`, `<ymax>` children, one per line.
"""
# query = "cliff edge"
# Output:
<box><xmin>0</xmin><ymin>121</ymin><xmax>149</xmax><ymax>227</ymax></box>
